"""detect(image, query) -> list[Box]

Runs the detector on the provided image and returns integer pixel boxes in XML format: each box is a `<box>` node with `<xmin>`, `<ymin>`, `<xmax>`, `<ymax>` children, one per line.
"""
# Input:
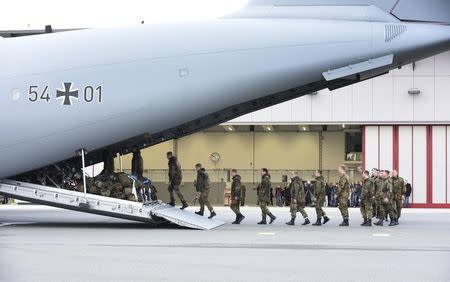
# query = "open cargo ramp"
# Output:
<box><xmin>0</xmin><ymin>179</ymin><xmax>225</xmax><ymax>230</ymax></box>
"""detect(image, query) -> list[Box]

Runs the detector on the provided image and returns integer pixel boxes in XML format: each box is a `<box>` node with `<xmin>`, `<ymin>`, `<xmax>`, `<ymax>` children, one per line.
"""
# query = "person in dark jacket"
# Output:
<box><xmin>194</xmin><ymin>163</ymin><xmax>216</xmax><ymax>219</ymax></box>
<box><xmin>230</xmin><ymin>169</ymin><xmax>245</xmax><ymax>224</ymax></box>
<box><xmin>167</xmin><ymin>151</ymin><xmax>188</xmax><ymax>209</ymax></box>
<box><xmin>404</xmin><ymin>182</ymin><xmax>412</xmax><ymax>208</ymax></box>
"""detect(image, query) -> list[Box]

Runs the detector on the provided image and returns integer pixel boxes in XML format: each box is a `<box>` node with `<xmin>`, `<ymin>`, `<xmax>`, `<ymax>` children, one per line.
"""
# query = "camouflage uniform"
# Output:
<box><xmin>258</xmin><ymin>174</ymin><xmax>272</xmax><ymax>217</ymax></box>
<box><xmin>131</xmin><ymin>150</ymin><xmax>143</xmax><ymax>180</ymax></box>
<box><xmin>287</xmin><ymin>176</ymin><xmax>307</xmax><ymax>219</ymax></box>
<box><xmin>373</xmin><ymin>176</ymin><xmax>383</xmax><ymax>218</ymax></box>
<box><xmin>337</xmin><ymin>174</ymin><xmax>350</xmax><ymax>220</ymax></box>
<box><xmin>167</xmin><ymin>156</ymin><xmax>187</xmax><ymax>206</ymax></box>
<box><xmin>378</xmin><ymin>178</ymin><xmax>396</xmax><ymax>223</ymax></box>
<box><xmin>195</xmin><ymin>168</ymin><xmax>213</xmax><ymax>213</ymax></box>
<box><xmin>391</xmin><ymin>176</ymin><xmax>405</xmax><ymax>219</ymax></box>
<box><xmin>314</xmin><ymin>175</ymin><xmax>327</xmax><ymax>220</ymax></box>
<box><xmin>230</xmin><ymin>174</ymin><xmax>242</xmax><ymax>216</ymax></box>
<box><xmin>360</xmin><ymin>177</ymin><xmax>375</xmax><ymax>221</ymax></box>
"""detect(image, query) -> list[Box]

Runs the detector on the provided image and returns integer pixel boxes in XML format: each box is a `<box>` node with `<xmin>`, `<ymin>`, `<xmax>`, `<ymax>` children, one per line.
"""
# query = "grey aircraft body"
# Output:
<box><xmin>0</xmin><ymin>0</ymin><xmax>449</xmax><ymax>179</ymax></box>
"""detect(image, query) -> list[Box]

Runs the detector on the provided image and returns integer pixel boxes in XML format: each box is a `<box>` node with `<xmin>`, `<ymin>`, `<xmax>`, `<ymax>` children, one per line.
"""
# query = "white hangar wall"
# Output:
<box><xmin>226</xmin><ymin>51</ymin><xmax>450</xmax><ymax>125</ymax></box>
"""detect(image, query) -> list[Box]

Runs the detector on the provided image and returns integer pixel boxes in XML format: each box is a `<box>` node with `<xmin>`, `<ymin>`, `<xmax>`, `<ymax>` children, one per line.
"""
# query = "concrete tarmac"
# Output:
<box><xmin>0</xmin><ymin>205</ymin><xmax>449</xmax><ymax>282</ymax></box>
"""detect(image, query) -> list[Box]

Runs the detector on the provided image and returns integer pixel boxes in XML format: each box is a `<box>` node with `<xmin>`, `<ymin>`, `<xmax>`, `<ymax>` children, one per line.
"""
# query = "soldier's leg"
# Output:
<box><xmin>375</xmin><ymin>203</ymin><xmax>386</xmax><ymax>225</ymax></box>
<box><xmin>366</xmin><ymin>201</ymin><xmax>373</xmax><ymax>220</ymax></box>
<box><xmin>230</xmin><ymin>200</ymin><xmax>240</xmax><ymax>215</ymax></box>
<box><xmin>298</xmin><ymin>203</ymin><xmax>308</xmax><ymax>219</ymax></box>
<box><xmin>202</xmin><ymin>190</ymin><xmax>214</xmax><ymax>212</ymax></box>
<box><xmin>387</xmin><ymin>203</ymin><xmax>396</xmax><ymax>225</ymax></box>
<box><xmin>338</xmin><ymin>197</ymin><xmax>348</xmax><ymax>219</ymax></box>
<box><xmin>167</xmin><ymin>185</ymin><xmax>175</xmax><ymax>205</ymax></box>
<box><xmin>396</xmin><ymin>199</ymin><xmax>402</xmax><ymax>218</ymax></box>
<box><xmin>290</xmin><ymin>203</ymin><xmax>297</xmax><ymax>219</ymax></box>
<box><xmin>173</xmin><ymin>185</ymin><xmax>187</xmax><ymax>205</ymax></box>
<box><xmin>259</xmin><ymin>202</ymin><xmax>269</xmax><ymax>217</ymax></box>
<box><xmin>198</xmin><ymin>193</ymin><xmax>205</xmax><ymax>212</ymax></box>
<box><xmin>360</xmin><ymin>201</ymin><xmax>366</xmax><ymax>220</ymax></box>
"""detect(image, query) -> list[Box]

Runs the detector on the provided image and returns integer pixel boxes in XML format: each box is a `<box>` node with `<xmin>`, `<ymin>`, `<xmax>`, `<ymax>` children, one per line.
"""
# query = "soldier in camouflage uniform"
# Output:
<box><xmin>360</xmin><ymin>170</ymin><xmax>375</xmax><ymax>226</ymax></box>
<box><xmin>337</xmin><ymin>164</ymin><xmax>350</xmax><ymax>226</ymax></box>
<box><xmin>374</xmin><ymin>170</ymin><xmax>397</xmax><ymax>226</ymax></box>
<box><xmin>194</xmin><ymin>163</ymin><xmax>216</xmax><ymax>219</ymax></box>
<box><xmin>257</xmin><ymin>168</ymin><xmax>276</xmax><ymax>225</ymax></box>
<box><xmin>286</xmin><ymin>171</ymin><xmax>310</xmax><ymax>225</ymax></box>
<box><xmin>230</xmin><ymin>169</ymin><xmax>245</xmax><ymax>224</ymax></box>
<box><xmin>166</xmin><ymin>151</ymin><xmax>188</xmax><ymax>209</ymax></box>
<box><xmin>131</xmin><ymin>148</ymin><xmax>143</xmax><ymax>180</ymax></box>
<box><xmin>312</xmin><ymin>170</ymin><xmax>330</xmax><ymax>226</ymax></box>
<box><xmin>371</xmin><ymin>168</ymin><xmax>383</xmax><ymax>219</ymax></box>
<box><xmin>391</xmin><ymin>169</ymin><xmax>405</xmax><ymax>221</ymax></box>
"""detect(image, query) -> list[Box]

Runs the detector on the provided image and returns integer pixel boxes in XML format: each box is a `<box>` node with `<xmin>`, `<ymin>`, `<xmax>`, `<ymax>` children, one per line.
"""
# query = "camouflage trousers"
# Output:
<box><xmin>360</xmin><ymin>200</ymin><xmax>373</xmax><ymax>220</ymax></box>
<box><xmin>338</xmin><ymin>196</ymin><xmax>349</xmax><ymax>220</ymax></box>
<box><xmin>393</xmin><ymin>198</ymin><xmax>402</xmax><ymax>218</ymax></box>
<box><xmin>199</xmin><ymin>189</ymin><xmax>214</xmax><ymax>212</ymax></box>
<box><xmin>230</xmin><ymin>199</ymin><xmax>240</xmax><ymax>215</ymax></box>
<box><xmin>259</xmin><ymin>201</ymin><xmax>271</xmax><ymax>217</ymax></box>
<box><xmin>168</xmin><ymin>184</ymin><xmax>186</xmax><ymax>205</ymax></box>
<box><xmin>315</xmin><ymin>196</ymin><xmax>326</xmax><ymax>219</ymax></box>
<box><xmin>292</xmin><ymin>202</ymin><xmax>308</xmax><ymax>219</ymax></box>
<box><xmin>379</xmin><ymin>200</ymin><xmax>396</xmax><ymax>220</ymax></box>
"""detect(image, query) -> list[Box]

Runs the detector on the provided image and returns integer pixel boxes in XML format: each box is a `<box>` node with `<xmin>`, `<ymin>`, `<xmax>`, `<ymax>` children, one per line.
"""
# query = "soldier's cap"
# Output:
<box><xmin>383</xmin><ymin>169</ymin><xmax>390</xmax><ymax>174</ymax></box>
<box><xmin>372</xmin><ymin>168</ymin><xmax>379</xmax><ymax>172</ymax></box>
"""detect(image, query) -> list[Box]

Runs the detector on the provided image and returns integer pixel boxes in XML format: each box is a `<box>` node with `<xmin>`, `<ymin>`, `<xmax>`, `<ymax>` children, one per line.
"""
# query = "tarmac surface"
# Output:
<box><xmin>1</xmin><ymin>205</ymin><xmax>449</xmax><ymax>282</ymax></box>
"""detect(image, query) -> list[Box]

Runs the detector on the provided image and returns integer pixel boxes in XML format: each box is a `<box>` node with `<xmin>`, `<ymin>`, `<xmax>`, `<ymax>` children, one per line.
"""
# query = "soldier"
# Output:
<box><xmin>131</xmin><ymin>148</ymin><xmax>143</xmax><ymax>180</ymax></box>
<box><xmin>166</xmin><ymin>151</ymin><xmax>188</xmax><ymax>209</ymax></box>
<box><xmin>391</xmin><ymin>169</ymin><xmax>405</xmax><ymax>221</ymax></box>
<box><xmin>371</xmin><ymin>168</ymin><xmax>382</xmax><ymax>219</ymax></box>
<box><xmin>312</xmin><ymin>170</ymin><xmax>330</xmax><ymax>226</ymax></box>
<box><xmin>230</xmin><ymin>169</ymin><xmax>245</xmax><ymax>224</ymax></box>
<box><xmin>286</xmin><ymin>171</ymin><xmax>310</xmax><ymax>225</ymax></box>
<box><xmin>257</xmin><ymin>168</ymin><xmax>276</xmax><ymax>224</ymax></box>
<box><xmin>374</xmin><ymin>170</ymin><xmax>397</xmax><ymax>226</ymax></box>
<box><xmin>360</xmin><ymin>170</ymin><xmax>375</xmax><ymax>226</ymax></box>
<box><xmin>194</xmin><ymin>163</ymin><xmax>216</xmax><ymax>219</ymax></box>
<box><xmin>337</xmin><ymin>164</ymin><xmax>350</xmax><ymax>226</ymax></box>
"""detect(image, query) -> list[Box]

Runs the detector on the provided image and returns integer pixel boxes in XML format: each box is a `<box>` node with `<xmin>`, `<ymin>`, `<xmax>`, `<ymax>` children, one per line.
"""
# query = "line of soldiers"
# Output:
<box><xmin>164</xmin><ymin>151</ymin><xmax>405</xmax><ymax>226</ymax></box>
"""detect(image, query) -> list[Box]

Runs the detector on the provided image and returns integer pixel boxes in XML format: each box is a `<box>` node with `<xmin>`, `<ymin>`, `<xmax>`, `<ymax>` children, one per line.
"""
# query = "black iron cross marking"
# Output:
<box><xmin>56</xmin><ymin>82</ymin><xmax>78</xmax><ymax>106</ymax></box>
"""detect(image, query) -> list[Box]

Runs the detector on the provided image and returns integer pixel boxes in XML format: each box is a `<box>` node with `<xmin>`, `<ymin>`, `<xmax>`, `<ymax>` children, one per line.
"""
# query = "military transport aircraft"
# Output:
<box><xmin>0</xmin><ymin>0</ymin><xmax>449</xmax><ymax>228</ymax></box>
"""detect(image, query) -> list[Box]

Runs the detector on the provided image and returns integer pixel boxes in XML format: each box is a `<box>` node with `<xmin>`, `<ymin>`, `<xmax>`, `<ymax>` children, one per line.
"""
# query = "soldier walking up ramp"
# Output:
<box><xmin>0</xmin><ymin>179</ymin><xmax>225</xmax><ymax>230</ymax></box>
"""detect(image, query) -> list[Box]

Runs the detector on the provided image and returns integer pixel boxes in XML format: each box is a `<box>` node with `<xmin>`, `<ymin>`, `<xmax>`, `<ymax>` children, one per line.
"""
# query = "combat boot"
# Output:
<box><xmin>257</xmin><ymin>215</ymin><xmax>267</xmax><ymax>225</ymax></box>
<box><xmin>208</xmin><ymin>211</ymin><xmax>217</xmax><ymax>219</ymax></box>
<box><xmin>195</xmin><ymin>210</ymin><xmax>204</xmax><ymax>216</ymax></box>
<box><xmin>236</xmin><ymin>214</ymin><xmax>245</xmax><ymax>224</ymax></box>
<box><xmin>232</xmin><ymin>215</ymin><xmax>239</xmax><ymax>224</ymax></box>
<box><xmin>323</xmin><ymin>216</ymin><xmax>330</xmax><ymax>225</ymax></box>
<box><xmin>312</xmin><ymin>218</ymin><xmax>322</xmax><ymax>226</ymax></box>
<box><xmin>360</xmin><ymin>219</ymin><xmax>367</xmax><ymax>226</ymax></box>
<box><xmin>374</xmin><ymin>218</ymin><xmax>383</xmax><ymax>226</ymax></box>
<box><xmin>363</xmin><ymin>219</ymin><xmax>372</xmax><ymax>226</ymax></box>
<box><xmin>167</xmin><ymin>201</ymin><xmax>175</xmax><ymax>207</ymax></box>
<box><xmin>180</xmin><ymin>202</ymin><xmax>189</xmax><ymax>210</ymax></box>
<box><xmin>285</xmin><ymin>217</ymin><xmax>295</xmax><ymax>225</ymax></box>
<box><xmin>395</xmin><ymin>218</ymin><xmax>399</xmax><ymax>225</ymax></box>
<box><xmin>268</xmin><ymin>213</ymin><xmax>276</xmax><ymax>224</ymax></box>
<box><xmin>339</xmin><ymin>219</ymin><xmax>349</xmax><ymax>226</ymax></box>
<box><xmin>302</xmin><ymin>218</ymin><xmax>310</xmax><ymax>225</ymax></box>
